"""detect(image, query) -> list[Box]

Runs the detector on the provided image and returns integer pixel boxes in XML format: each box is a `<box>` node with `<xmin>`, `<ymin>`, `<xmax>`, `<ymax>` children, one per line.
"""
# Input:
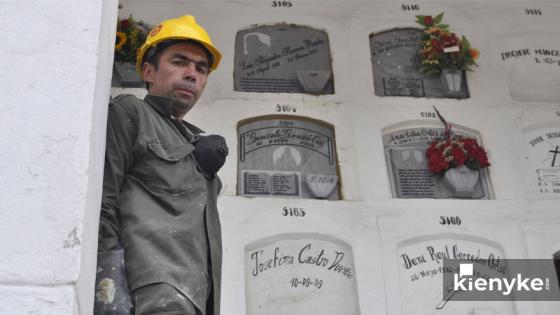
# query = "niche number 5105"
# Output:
<box><xmin>272</xmin><ymin>1</ymin><xmax>292</xmax><ymax>7</ymax></box>
<box><xmin>282</xmin><ymin>207</ymin><xmax>305</xmax><ymax>217</ymax></box>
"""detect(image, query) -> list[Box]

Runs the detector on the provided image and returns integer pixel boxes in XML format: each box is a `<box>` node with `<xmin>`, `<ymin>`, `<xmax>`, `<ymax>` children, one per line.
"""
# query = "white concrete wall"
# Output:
<box><xmin>0</xmin><ymin>0</ymin><xmax>117</xmax><ymax>314</ymax></box>
<box><xmin>112</xmin><ymin>1</ymin><xmax>560</xmax><ymax>314</ymax></box>
<box><xmin>1</xmin><ymin>0</ymin><xmax>560</xmax><ymax>314</ymax></box>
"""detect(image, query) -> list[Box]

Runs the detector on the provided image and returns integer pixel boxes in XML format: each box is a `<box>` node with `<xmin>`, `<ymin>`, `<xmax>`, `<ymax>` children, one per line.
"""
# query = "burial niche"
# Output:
<box><xmin>382</xmin><ymin>121</ymin><xmax>493</xmax><ymax>199</ymax></box>
<box><xmin>521</xmin><ymin>123</ymin><xmax>560</xmax><ymax>199</ymax></box>
<box><xmin>245</xmin><ymin>233</ymin><xmax>360</xmax><ymax>315</ymax></box>
<box><xmin>234</xmin><ymin>24</ymin><xmax>334</xmax><ymax>94</ymax></box>
<box><xmin>498</xmin><ymin>33</ymin><xmax>560</xmax><ymax>102</ymax></box>
<box><xmin>397</xmin><ymin>234</ymin><xmax>516</xmax><ymax>315</ymax></box>
<box><xmin>238</xmin><ymin>115</ymin><xmax>340</xmax><ymax>200</ymax></box>
<box><xmin>370</xmin><ymin>28</ymin><xmax>469</xmax><ymax>99</ymax></box>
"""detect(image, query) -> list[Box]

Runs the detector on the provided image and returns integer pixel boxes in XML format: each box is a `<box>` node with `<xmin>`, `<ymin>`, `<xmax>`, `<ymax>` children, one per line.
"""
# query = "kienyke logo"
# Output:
<box><xmin>454</xmin><ymin>263</ymin><xmax>551</xmax><ymax>296</ymax></box>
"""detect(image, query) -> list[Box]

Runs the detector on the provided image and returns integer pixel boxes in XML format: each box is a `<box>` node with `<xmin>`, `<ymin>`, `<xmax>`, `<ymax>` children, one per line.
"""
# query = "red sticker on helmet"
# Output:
<box><xmin>150</xmin><ymin>24</ymin><xmax>163</xmax><ymax>37</ymax></box>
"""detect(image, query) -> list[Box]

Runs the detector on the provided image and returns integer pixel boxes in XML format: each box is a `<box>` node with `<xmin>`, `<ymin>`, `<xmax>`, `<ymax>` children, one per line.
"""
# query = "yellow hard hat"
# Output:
<box><xmin>136</xmin><ymin>15</ymin><xmax>222</xmax><ymax>74</ymax></box>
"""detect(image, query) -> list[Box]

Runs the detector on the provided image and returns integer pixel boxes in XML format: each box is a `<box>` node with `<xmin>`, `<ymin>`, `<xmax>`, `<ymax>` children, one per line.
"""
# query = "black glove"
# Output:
<box><xmin>193</xmin><ymin>134</ymin><xmax>228</xmax><ymax>178</ymax></box>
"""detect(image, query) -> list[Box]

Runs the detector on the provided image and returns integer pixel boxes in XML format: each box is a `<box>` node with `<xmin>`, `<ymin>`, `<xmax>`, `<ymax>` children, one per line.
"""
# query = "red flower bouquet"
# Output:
<box><xmin>426</xmin><ymin>137</ymin><xmax>490</xmax><ymax>174</ymax></box>
<box><xmin>426</xmin><ymin>107</ymin><xmax>490</xmax><ymax>175</ymax></box>
<box><xmin>415</xmin><ymin>13</ymin><xmax>479</xmax><ymax>76</ymax></box>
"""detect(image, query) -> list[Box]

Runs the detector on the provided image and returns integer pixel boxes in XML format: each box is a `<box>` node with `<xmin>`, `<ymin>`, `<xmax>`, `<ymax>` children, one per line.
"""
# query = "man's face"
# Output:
<box><xmin>142</xmin><ymin>42</ymin><xmax>210</xmax><ymax>118</ymax></box>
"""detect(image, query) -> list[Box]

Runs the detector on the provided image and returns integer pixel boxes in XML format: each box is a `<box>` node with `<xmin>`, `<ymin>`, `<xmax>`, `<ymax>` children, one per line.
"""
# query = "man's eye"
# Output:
<box><xmin>196</xmin><ymin>64</ymin><xmax>209</xmax><ymax>74</ymax></box>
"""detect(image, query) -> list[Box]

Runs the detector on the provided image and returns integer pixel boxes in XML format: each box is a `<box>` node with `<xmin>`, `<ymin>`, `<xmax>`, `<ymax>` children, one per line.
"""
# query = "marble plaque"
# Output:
<box><xmin>498</xmin><ymin>36</ymin><xmax>560</xmax><ymax>102</ymax></box>
<box><xmin>383</xmin><ymin>124</ymin><xmax>493</xmax><ymax>199</ymax></box>
<box><xmin>379</xmin><ymin>216</ymin><xmax>526</xmax><ymax>315</ymax></box>
<box><xmin>398</xmin><ymin>235</ymin><xmax>516</xmax><ymax>315</ymax></box>
<box><xmin>238</xmin><ymin>116</ymin><xmax>339</xmax><ymax>199</ymax></box>
<box><xmin>521</xmin><ymin>124</ymin><xmax>560</xmax><ymax>198</ymax></box>
<box><xmin>234</xmin><ymin>24</ymin><xmax>334</xmax><ymax>94</ymax></box>
<box><xmin>245</xmin><ymin>234</ymin><xmax>360</xmax><ymax>315</ymax></box>
<box><xmin>370</xmin><ymin>28</ymin><xmax>469</xmax><ymax>99</ymax></box>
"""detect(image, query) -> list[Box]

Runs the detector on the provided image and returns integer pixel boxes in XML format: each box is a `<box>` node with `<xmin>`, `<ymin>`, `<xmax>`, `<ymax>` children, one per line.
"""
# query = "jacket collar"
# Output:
<box><xmin>144</xmin><ymin>94</ymin><xmax>204</xmax><ymax>134</ymax></box>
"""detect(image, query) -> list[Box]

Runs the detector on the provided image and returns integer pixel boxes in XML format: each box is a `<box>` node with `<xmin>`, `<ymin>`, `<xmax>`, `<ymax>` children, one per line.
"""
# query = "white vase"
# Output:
<box><xmin>443</xmin><ymin>165</ymin><xmax>479</xmax><ymax>198</ymax></box>
<box><xmin>440</xmin><ymin>68</ymin><xmax>463</xmax><ymax>97</ymax></box>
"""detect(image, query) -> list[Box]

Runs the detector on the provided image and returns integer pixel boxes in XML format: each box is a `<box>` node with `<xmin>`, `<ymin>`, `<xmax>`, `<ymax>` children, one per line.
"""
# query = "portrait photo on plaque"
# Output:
<box><xmin>521</xmin><ymin>123</ymin><xmax>560</xmax><ymax>199</ymax></box>
<box><xmin>234</xmin><ymin>24</ymin><xmax>334</xmax><ymax>94</ymax></box>
<box><xmin>382</xmin><ymin>122</ymin><xmax>493</xmax><ymax>199</ymax></box>
<box><xmin>238</xmin><ymin>115</ymin><xmax>340</xmax><ymax>200</ymax></box>
<box><xmin>244</xmin><ymin>233</ymin><xmax>360</xmax><ymax>315</ymax></box>
<box><xmin>370</xmin><ymin>28</ymin><xmax>470</xmax><ymax>99</ymax></box>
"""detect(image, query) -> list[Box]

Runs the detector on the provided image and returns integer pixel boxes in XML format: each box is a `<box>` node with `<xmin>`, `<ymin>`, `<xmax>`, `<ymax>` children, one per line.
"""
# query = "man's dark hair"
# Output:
<box><xmin>142</xmin><ymin>39</ymin><xmax>213</xmax><ymax>90</ymax></box>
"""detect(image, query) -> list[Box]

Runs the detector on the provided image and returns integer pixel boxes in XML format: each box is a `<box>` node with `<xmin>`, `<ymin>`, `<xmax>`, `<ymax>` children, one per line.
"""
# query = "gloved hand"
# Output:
<box><xmin>193</xmin><ymin>134</ymin><xmax>228</xmax><ymax>178</ymax></box>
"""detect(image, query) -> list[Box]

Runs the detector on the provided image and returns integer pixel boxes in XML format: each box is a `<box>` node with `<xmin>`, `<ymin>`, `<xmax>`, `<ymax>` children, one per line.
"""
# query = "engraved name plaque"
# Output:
<box><xmin>235</xmin><ymin>24</ymin><xmax>334</xmax><ymax>94</ymax></box>
<box><xmin>370</xmin><ymin>28</ymin><xmax>469</xmax><ymax>99</ymax></box>
<box><xmin>245</xmin><ymin>234</ymin><xmax>360</xmax><ymax>315</ymax></box>
<box><xmin>383</xmin><ymin>123</ymin><xmax>493</xmax><ymax>199</ymax></box>
<box><xmin>238</xmin><ymin>116</ymin><xmax>340</xmax><ymax>199</ymax></box>
<box><xmin>521</xmin><ymin>123</ymin><xmax>560</xmax><ymax>199</ymax></box>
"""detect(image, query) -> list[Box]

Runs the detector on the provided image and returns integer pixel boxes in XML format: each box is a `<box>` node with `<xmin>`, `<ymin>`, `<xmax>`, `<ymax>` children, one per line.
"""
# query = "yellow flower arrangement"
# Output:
<box><xmin>114</xmin><ymin>15</ymin><xmax>151</xmax><ymax>63</ymax></box>
<box><xmin>115</xmin><ymin>31</ymin><xmax>127</xmax><ymax>51</ymax></box>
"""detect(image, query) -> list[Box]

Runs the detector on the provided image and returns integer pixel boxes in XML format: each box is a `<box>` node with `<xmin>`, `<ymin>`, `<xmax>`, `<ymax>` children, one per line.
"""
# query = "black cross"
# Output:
<box><xmin>550</xmin><ymin>146</ymin><xmax>560</xmax><ymax>167</ymax></box>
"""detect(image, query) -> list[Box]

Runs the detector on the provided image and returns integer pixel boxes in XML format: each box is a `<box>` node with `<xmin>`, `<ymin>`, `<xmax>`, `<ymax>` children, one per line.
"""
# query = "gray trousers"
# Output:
<box><xmin>133</xmin><ymin>283</ymin><xmax>201</xmax><ymax>315</ymax></box>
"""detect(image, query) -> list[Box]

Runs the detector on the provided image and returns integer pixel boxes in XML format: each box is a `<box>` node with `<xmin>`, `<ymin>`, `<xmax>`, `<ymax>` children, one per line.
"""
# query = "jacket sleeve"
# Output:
<box><xmin>98</xmin><ymin>99</ymin><xmax>138</xmax><ymax>252</ymax></box>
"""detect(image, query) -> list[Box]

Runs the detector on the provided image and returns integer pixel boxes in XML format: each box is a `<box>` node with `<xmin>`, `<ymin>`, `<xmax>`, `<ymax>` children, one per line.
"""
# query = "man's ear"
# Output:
<box><xmin>141</xmin><ymin>62</ymin><xmax>155</xmax><ymax>85</ymax></box>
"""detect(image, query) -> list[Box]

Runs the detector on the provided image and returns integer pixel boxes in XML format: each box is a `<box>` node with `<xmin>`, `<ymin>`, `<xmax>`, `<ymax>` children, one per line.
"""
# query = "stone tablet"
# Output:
<box><xmin>245</xmin><ymin>234</ymin><xmax>360</xmax><ymax>315</ymax></box>
<box><xmin>370</xmin><ymin>28</ymin><xmax>469</xmax><ymax>99</ymax></box>
<box><xmin>238</xmin><ymin>116</ymin><xmax>340</xmax><ymax>199</ymax></box>
<box><xmin>382</xmin><ymin>124</ymin><xmax>493</xmax><ymax>199</ymax></box>
<box><xmin>498</xmin><ymin>36</ymin><xmax>560</xmax><ymax>102</ymax></box>
<box><xmin>235</xmin><ymin>24</ymin><xmax>334</xmax><ymax>94</ymax></box>
<box><xmin>379</xmin><ymin>216</ymin><xmax>526</xmax><ymax>315</ymax></box>
<box><xmin>521</xmin><ymin>123</ymin><xmax>560</xmax><ymax>198</ymax></box>
<box><xmin>398</xmin><ymin>235</ymin><xmax>516</xmax><ymax>315</ymax></box>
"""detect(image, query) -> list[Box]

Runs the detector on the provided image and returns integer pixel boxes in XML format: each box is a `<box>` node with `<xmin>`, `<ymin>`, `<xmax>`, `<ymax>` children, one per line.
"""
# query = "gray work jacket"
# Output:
<box><xmin>98</xmin><ymin>94</ymin><xmax>222</xmax><ymax>315</ymax></box>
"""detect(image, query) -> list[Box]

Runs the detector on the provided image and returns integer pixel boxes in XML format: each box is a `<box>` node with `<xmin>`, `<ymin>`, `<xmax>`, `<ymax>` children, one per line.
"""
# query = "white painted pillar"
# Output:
<box><xmin>0</xmin><ymin>0</ymin><xmax>117</xmax><ymax>313</ymax></box>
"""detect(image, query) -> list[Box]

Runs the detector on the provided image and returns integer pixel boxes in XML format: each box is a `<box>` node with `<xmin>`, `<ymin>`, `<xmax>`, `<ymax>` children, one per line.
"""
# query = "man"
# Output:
<box><xmin>96</xmin><ymin>15</ymin><xmax>227</xmax><ymax>315</ymax></box>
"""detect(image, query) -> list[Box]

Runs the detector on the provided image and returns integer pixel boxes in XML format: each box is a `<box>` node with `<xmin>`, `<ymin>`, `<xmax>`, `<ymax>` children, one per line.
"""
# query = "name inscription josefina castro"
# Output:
<box><xmin>250</xmin><ymin>243</ymin><xmax>353</xmax><ymax>279</ymax></box>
